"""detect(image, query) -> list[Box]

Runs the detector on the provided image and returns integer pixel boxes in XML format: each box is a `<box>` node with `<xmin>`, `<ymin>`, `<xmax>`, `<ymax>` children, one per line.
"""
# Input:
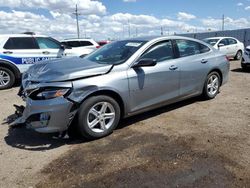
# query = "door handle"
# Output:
<box><xmin>201</xmin><ymin>59</ymin><xmax>208</xmax><ymax>64</ymax></box>
<box><xmin>169</xmin><ymin>65</ymin><xmax>178</xmax><ymax>70</ymax></box>
<box><xmin>3</xmin><ymin>51</ymin><xmax>13</xmax><ymax>54</ymax></box>
<box><xmin>42</xmin><ymin>51</ymin><xmax>50</xmax><ymax>55</ymax></box>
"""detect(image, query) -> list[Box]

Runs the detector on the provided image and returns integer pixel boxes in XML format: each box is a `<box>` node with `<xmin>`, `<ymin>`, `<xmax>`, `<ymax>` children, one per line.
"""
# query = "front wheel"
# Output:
<box><xmin>77</xmin><ymin>95</ymin><xmax>121</xmax><ymax>140</ymax></box>
<box><xmin>203</xmin><ymin>72</ymin><xmax>221</xmax><ymax>100</ymax></box>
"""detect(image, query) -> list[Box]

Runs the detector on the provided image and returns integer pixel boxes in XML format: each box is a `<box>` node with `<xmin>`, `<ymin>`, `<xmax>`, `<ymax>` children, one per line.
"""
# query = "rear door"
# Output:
<box><xmin>175</xmin><ymin>39</ymin><xmax>211</xmax><ymax>97</ymax></box>
<box><xmin>218</xmin><ymin>38</ymin><xmax>231</xmax><ymax>57</ymax></box>
<box><xmin>227</xmin><ymin>38</ymin><xmax>238</xmax><ymax>56</ymax></box>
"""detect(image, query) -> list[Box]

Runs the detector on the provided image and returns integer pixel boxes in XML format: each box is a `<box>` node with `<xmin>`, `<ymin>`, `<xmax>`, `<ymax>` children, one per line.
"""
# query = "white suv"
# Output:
<box><xmin>203</xmin><ymin>37</ymin><xmax>244</xmax><ymax>60</ymax></box>
<box><xmin>61</xmin><ymin>38</ymin><xmax>100</xmax><ymax>57</ymax></box>
<box><xmin>0</xmin><ymin>33</ymin><xmax>93</xmax><ymax>89</ymax></box>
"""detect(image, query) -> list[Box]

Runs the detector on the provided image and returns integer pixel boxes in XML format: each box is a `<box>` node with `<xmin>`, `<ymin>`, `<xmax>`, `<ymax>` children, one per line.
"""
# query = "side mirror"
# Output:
<box><xmin>218</xmin><ymin>43</ymin><xmax>225</xmax><ymax>48</ymax></box>
<box><xmin>132</xmin><ymin>58</ymin><xmax>157</xmax><ymax>68</ymax></box>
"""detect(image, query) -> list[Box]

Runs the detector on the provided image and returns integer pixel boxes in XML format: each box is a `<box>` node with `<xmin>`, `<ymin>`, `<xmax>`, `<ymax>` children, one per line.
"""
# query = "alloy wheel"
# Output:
<box><xmin>0</xmin><ymin>70</ymin><xmax>11</xmax><ymax>87</ymax></box>
<box><xmin>207</xmin><ymin>74</ymin><xmax>219</xmax><ymax>96</ymax></box>
<box><xmin>87</xmin><ymin>102</ymin><xmax>116</xmax><ymax>133</ymax></box>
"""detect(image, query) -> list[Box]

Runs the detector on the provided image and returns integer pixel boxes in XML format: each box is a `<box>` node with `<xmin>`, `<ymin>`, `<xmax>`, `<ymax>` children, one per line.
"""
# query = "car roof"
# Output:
<box><xmin>204</xmin><ymin>37</ymin><xmax>236</xmax><ymax>40</ymax></box>
<box><xmin>0</xmin><ymin>34</ymin><xmax>48</xmax><ymax>38</ymax></box>
<box><xmin>122</xmin><ymin>35</ymin><xmax>204</xmax><ymax>42</ymax></box>
<box><xmin>62</xmin><ymin>38</ymin><xmax>95</xmax><ymax>42</ymax></box>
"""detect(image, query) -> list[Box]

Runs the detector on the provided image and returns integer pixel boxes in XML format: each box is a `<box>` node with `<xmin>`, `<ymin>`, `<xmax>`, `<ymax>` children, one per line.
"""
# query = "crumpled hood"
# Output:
<box><xmin>23</xmin><ymin>57</ymin><xmax>113</xmax><ymax>83</ymax></box>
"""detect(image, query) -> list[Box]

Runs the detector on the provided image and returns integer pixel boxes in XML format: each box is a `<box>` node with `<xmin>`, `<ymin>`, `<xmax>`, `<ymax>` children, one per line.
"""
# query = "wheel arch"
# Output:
<box><xmin>80</xmin><ymin>89</ymin><xmax>126</xmax><ymax>118</ymax></box>
<box><xmin>0</xmin><ymin>60</ymin><xmax>21</xmax><ymax>80</ymax></box>
<box><xmin>208</xmin><ymin>68</ymin><xmax>223</xmax><ymax>86</ymax></box>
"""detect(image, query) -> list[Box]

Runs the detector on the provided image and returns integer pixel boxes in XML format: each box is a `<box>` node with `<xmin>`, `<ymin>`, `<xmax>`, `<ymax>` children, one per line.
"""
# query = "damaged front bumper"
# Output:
<box><xmin>11</xmin><ymin>96</ymin><xmax>76</xmax><ymax>133</ymax></box>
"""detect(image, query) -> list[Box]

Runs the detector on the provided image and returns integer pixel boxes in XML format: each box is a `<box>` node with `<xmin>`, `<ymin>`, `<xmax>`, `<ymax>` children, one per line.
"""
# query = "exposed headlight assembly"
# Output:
<box><xmin>31</xmin><ymin>88</ymin><xmax>71</xmax><ymax>100</ymax></box>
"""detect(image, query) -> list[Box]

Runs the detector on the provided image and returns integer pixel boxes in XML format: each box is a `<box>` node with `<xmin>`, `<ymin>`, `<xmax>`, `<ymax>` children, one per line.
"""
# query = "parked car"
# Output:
<box><xmin>61</xmin><ymin>38</ymin><xmax>100</xmax><ymax>56</ymax></box>
<box><xmin>0</xmin><ymin>33</ymin><xmax>92</xmax><ymax>90</ymax></box>
<box><xmin>242</xmin><ymin>46</ymin><xmax>250</xmax><ymax>70</ymax></box>
<box><xmin>97</xmin><ymin>40</ymin><xmax>111</xmax><ymax>46</ymax></box>
<box><xmin>13</xmin><ymin>36</ymin><xmax>229</xmax><ymax>139</ymax></box>
<box><xmin>203</xmin><ymin>37</ymin><xmax>244</xmax><ymax>60</ymax></box>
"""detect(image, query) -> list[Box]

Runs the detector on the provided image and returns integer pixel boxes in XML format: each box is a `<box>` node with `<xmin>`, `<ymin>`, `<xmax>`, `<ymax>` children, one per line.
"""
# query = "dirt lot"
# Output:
<box><xmin>0</xmin><ymin>60</ymin><xmax>250</xmax><ymax>188</ymax></box>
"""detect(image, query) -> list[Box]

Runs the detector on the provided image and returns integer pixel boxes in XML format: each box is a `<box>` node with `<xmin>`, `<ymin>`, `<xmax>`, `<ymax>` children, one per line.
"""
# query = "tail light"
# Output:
<box><xmin>225</xmin><ymin>56</ymin><xmax>230</xmax><ymax>62</ymax></box>
<box><xmin>96</xmin><ymin>45</ymin><xmax>101</xmax><ymax>49</ymax></box>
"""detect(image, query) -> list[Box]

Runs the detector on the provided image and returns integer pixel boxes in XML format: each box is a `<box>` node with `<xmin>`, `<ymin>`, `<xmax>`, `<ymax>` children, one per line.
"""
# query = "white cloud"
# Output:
<box><xmin>201</xmin><ymin>17</ymin><xmax>250</xmax><ymax>30</ymax></box>
<box><xmin>245</xmin><ymin>6</ymin><xmax>250</xmax><ymax>10</ymax></box>
<box><xmin>0</xmin><ymin>9</ymin><xmax>203</xmax><ymax>40</ymax></box>
<box><xmin>237</xmin><ymin>2</ymin><xmax>243</xmax><ymax>6</ymax></box>
<box><xmin>0</xmin><ymin>0</ymin><xmax>107</xmax><ymax>15</ymax></box>
<box><xmin>177</xmin><ymin>12</ymin><xmax>196</xmax><ymax>21</ymax></box>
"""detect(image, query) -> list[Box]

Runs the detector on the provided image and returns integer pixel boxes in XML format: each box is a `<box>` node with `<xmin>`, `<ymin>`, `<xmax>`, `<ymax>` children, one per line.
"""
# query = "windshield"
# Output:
<box><xmin>85</xmin><ymin>40</ymin><xmax>146</xmax><ymax>65</ymax></box>
<box><xmin>203</xmin><ymin>39</ymin><xmax>219</xmax><ymax>46</ymax></box>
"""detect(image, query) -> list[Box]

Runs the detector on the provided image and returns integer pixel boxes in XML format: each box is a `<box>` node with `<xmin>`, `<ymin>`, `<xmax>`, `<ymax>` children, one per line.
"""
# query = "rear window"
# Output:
<box><xmin>4</xmin><ymin>37</ymin><xmax>38</xmax><ymax>49</ymax></box>
<box><xmin>62</xmin><ymin>41</ymin><xmax>94</xmax><ymax>47</ymax></box>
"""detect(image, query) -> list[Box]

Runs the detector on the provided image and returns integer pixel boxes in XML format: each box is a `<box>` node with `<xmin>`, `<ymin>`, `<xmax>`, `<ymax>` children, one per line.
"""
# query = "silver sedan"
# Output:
<box><xmin>13</xmin><ymin>36</ymin><xmax>230</xmax><ymax>139</ymax></box>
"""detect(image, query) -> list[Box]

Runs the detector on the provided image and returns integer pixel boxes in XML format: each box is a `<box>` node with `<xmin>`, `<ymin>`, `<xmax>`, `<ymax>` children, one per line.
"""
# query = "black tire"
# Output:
<box><xmin>0</xmin><ymin>67</ymin><xmax>15</xmax><ymax>90</ymax></box>
<box><xmin>234</xmin><ymin>50</ymin><xmax>242</xmax><ymax>60</ymax></box>
<box><xmin>77</xmin><ymin>95</ymin><xmax>121</xmax><ymax>140</ymax></box>
<box><xmin>203</xmin><ymin>72</ymin><xmax>221</xmax><ymax>100</ymax></box>
<box><xmin>241</xmin><ymin>63</ymin><xmax>247</xmax><ymax>71</ymax></box>
<box><xmin>241</xmin><ymin>59</ymin><xmax>248</xmax><ymax>71</ymax></box>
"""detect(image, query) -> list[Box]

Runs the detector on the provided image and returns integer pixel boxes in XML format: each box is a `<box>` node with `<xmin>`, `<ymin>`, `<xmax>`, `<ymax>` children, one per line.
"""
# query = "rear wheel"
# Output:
<box><xmin>0</xmin><ymin>67</ymin><xmax>15</xmax><ymax>90</ymax></box>
<box><xmin>203</xmin><ymin>72</ymin><xmax>221</xmax><ymax>100</ymax></box>
<box><xmin>234</xmin><ymin>50</ymin><xmax>242</xmax><ymax>60</ymax></box>
<box><xmin>241</xmin><ymin>59</ymin><xmax>248</xmax><ymax>71</ymax></box>
<box><xmin>77</xmin><ymin>95</ymin><xmax>121</xmax><ymax>140</ymax></box>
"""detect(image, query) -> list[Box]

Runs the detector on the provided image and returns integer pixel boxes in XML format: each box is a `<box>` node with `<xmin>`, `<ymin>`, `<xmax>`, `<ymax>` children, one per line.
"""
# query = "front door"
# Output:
<box><xmin>127</xmin><ymin>40</ymin><xmax>180</xmax><ymax>113</ymax></box>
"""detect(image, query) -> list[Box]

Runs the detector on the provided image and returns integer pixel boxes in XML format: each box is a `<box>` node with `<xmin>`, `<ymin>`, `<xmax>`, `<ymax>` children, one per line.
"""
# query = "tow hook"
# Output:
<box><xmin>13</xmin><ymin>104</ymin><xmax>25</xmax><ymax>117</ymax></box>
<box><xmin>5</xmin><ymin>105</ymin><xmax>25</xmax><ymax>126</ymax></box>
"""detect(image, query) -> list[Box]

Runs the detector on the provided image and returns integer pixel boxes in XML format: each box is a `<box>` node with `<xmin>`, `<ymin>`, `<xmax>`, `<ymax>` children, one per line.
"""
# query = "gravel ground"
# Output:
<box><xmin>0</xmin><ymin>60</ymin><xmax>250</xmax><ymax>188</ymax></box>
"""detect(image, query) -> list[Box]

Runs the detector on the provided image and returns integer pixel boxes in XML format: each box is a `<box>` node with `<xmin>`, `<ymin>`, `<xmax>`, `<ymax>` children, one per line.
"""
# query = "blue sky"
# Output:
<box><xmin>102</xmin><ymin>0</ymin><xmax>250</xmax><ymax>18</ymax></box>
<box><xmin>0</xmin><ymin>0</ymin><xmax>249</xmax><ymax>40</ymax></box>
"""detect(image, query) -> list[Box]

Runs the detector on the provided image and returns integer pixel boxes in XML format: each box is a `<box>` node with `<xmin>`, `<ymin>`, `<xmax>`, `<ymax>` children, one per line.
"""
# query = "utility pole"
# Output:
<box><xmin>222</xmin><ymin>14</ymin><xmax>225</xmax><ymax>31</ymax></box>
<box><xmin>73</xmin><ymin>4</ymin><xmax>81</xmax><ymax>38</ymax></box>
<box><xmin>161</xmin><ymin>26</ymin><xmax>163</xmax><ymax>36</ymax></box>
<box><xmin>128</xmin><ymin>19</ymin><xmax>131</xmax><ymax>38</ymax></box>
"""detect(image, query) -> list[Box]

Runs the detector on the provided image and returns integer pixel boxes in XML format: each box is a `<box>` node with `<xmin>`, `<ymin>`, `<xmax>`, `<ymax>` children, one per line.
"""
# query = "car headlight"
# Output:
<box><xmin>35</xmin><ymin>88</ymin><xmax>71</xmax><ymax>100</ymax></box>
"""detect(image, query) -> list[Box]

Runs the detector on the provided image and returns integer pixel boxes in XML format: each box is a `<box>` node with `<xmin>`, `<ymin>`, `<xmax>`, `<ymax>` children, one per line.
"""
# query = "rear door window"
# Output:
<box><xmin>199</xmin><ymin>43</ymin><xmax>211</xmax><ymax>53</ymax></box>
<box><xmin>4</xmin><ymin>37</ymin><xmax>39</xmax><ymax>49</ymax></box>
<box><xmin>79</xmin><ymin>41</ymin><xmax>94</xmax><ymax>46</ymax></box>
<box><xmin>219</xmin><ymin>39</ymin><xmax>229</xmax><ymax>46</ymax></box>
<box><xmin>65</xmin><ymin>41</ymin><xmax>81</xmax><ymax>47</ymax></box>
<box><xmin>176</xmin><ymin>40</ymin><xmax>201</xmax><ymax>57</ymax></box>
